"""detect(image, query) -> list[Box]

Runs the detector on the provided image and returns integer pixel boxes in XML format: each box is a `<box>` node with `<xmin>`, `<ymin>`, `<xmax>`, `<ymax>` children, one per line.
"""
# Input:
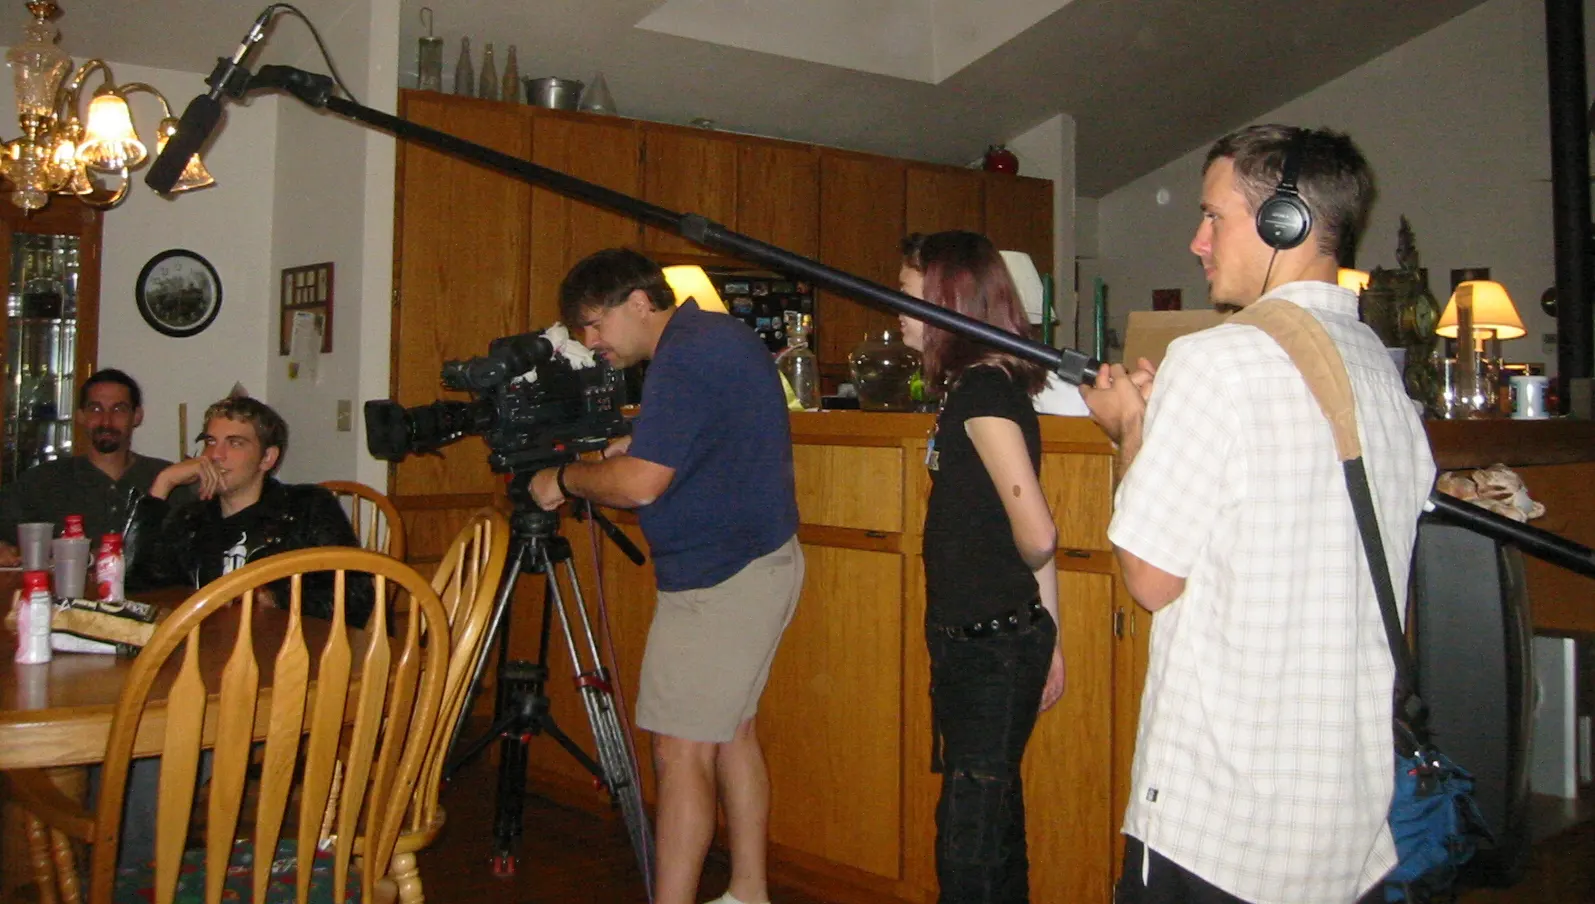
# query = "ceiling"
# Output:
<box><xmin>3</xmin><ymin>0</ymin><xmax>1490</xmax><ymax>196</ymax></box>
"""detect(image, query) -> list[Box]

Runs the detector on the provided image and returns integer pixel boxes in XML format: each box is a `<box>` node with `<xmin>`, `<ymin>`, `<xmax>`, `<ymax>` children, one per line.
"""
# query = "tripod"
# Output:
<box><xmin>444</xmin><ymin>470</ymin><xmax>654</xmax><ymax>899</ymax></box>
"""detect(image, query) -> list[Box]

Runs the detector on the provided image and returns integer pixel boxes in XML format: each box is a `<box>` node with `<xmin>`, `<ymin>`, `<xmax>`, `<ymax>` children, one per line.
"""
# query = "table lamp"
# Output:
<box><xmin>1435</xmin><ymin>280</ymin><xmax>1525</xmax><ymax>417</ymax></box>
<box><xmin>662</xmin><ymin>265</ymin><xmax>728</xmax><ymax>314</ymax></box>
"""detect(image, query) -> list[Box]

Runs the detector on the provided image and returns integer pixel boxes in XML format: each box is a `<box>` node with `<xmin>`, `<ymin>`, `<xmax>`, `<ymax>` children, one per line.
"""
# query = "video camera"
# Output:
<box><xmin>364</xmin><ymin>326</ymin><xmax>628</xmax><ymax>474</ymax></box>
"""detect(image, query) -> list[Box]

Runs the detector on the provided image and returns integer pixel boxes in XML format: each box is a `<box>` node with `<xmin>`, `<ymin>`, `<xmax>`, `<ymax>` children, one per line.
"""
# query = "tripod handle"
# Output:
<box><xmin>575</xmin><ymin>500</ymin><xmax>648</xmax><ymax>565</ymax></box>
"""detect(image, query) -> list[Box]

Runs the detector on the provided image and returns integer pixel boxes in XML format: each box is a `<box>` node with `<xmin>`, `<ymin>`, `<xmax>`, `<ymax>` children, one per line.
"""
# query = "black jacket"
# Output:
<box><xmin>127</xmin><ymin>479</ymin><xmax>373</xmax><ymax>627</ymax></box>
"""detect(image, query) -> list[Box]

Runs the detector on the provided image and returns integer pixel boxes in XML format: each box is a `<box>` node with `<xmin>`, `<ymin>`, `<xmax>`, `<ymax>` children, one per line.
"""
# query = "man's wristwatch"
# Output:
<box><xmin>555</xmin><ymin>462</ymin><xmax>573</xmax><ymax>498</ymax></box>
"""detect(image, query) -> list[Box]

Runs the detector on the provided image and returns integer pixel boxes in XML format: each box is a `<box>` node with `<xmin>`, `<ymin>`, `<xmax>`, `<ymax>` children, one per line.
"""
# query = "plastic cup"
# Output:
<box><xmin>17</xmin><ymin>523</ymin><xmax>52</xmax><ymax>571</ymax></box>
<box><xmin>52</xmin><ymin>536</ymin><xmax>91</xmax><ymax>599</ymax></box>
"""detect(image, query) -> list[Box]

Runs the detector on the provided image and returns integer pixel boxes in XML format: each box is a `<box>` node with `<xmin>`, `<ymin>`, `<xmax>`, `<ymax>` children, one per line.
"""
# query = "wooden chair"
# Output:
<box><xmin>380</xmin><ymin>507</ymin><xmax>509</xmax><ymax>904</ymax></box>
<box><xmin>321</xmin><ymin>480</ymin><xmax>407</xmax><ymax>562</ymax></box>
<box><xmin>6</xmin><ymin>548</ymin><xmax>451</xmax><ymax>904</ymax></box>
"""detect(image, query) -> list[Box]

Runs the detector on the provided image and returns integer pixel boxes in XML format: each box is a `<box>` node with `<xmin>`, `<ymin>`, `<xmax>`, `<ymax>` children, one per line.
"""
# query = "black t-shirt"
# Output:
<box><xmin>922</xmin><ymin>365</ymin><xmax>1043</xmax><ymax>626</ymax></box>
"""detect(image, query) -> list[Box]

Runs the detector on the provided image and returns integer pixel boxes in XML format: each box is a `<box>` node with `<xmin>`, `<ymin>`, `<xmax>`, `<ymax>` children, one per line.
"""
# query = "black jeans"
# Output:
<box><xmin>927</xmin><ymin>607</ymin><xmax>1055</xmax><ymax>904</ymax></box>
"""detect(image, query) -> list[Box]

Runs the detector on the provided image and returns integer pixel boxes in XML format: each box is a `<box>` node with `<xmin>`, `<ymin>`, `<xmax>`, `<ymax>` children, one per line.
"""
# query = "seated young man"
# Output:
<box><xmin>128</xmin><ymin>397</ymin><xmax>372</xmax><ymax>627</ymax></box>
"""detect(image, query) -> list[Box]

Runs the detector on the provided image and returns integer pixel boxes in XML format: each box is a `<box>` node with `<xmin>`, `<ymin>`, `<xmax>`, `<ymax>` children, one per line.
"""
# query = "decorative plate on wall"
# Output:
<box><xmin>135</xmin><ymin>249</ymin><xmax>222</xmax><ymax>338</ymax></box>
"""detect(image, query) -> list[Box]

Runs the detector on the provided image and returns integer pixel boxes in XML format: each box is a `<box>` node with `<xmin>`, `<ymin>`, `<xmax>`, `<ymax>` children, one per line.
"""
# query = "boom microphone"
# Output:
<box><xmin>144</xmin><ymin>95</ymin><xmax>221</xmax><ymax>193</ymax></box>
<box><xmin>145</xmin><ymin>7</ymin><xmax>276</xmax><ymax>193</ymax></box>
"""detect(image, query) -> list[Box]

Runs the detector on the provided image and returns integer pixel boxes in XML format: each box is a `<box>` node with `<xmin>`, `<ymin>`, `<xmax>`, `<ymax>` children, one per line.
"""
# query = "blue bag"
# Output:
<box><xmin>1382</xmin><ymin>723</ymin><xmax>1491</xmax><ymax>902</ymax></box>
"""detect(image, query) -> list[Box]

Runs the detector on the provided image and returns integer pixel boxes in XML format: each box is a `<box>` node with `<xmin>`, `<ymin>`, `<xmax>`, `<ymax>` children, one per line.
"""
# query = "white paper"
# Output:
<box><xmin>288</xmin><ymin>310</ymin><xmax>324</xmax><ymax>382</ymax></box>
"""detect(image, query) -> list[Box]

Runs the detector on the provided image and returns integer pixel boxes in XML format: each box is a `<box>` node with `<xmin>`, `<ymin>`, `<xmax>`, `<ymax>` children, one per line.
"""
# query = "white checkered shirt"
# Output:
<box><xmin>1112</xmin><ymin>281</ymin><xmax>1436</xmax><ymax>904</ymax></box>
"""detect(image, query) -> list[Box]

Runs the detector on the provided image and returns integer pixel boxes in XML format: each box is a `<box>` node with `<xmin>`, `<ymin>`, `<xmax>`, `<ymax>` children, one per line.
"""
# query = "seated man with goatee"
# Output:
<box><xmin>0</xmin><ymin>368</ymin><xmax>193</xmax><ymax>564</ymax></box>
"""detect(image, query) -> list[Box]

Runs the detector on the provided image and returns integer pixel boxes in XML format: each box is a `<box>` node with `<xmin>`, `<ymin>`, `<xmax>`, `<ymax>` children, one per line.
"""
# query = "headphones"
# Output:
<box><xmin>1254</xmin><ymin>128</ymin><xmax>1313</xmax><ymax>250</ymax></box>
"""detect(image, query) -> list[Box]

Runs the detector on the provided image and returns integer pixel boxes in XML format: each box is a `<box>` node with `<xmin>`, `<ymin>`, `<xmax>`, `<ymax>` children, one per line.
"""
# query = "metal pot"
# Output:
<box><xmin>522</xmin><ymin>77</ymin><xmax>584</xmax><ymax>110</ymax></box>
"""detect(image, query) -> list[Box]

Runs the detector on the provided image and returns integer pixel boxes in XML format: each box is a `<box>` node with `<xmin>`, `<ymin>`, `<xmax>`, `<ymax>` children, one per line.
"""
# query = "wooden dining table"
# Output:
<box><xmin>0</xmin><ymin>574</ymin><xmax>369</xmax><ymax>770</ymax></box>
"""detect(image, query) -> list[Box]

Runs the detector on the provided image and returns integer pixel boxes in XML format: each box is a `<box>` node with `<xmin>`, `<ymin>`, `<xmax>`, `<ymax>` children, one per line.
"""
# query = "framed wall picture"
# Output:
<box><xmin>279</xmin><ymin>262</ymin><xmax>334</xmax><ymax>355</ymax></box>
<box><xmin>135</xmin><ymin>249</ymin><xmax>223</xmax><ymax>337</ymax></box>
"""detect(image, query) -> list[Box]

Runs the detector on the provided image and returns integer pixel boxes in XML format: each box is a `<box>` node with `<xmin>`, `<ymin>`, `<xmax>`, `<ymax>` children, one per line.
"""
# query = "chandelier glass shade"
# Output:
<box><xmin>2</xmin><ymin>0</ymin><xmax>215</xmax><ymax>211</ymax></box>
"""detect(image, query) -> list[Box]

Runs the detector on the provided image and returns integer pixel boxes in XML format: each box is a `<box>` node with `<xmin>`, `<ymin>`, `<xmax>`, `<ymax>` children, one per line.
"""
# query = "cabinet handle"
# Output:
<box><xmin>1061</xmin><ymin>548</ymin><xmax>1091</xmax><ymax>559</ymax></box>
<box><xmin>1113</xmin><ymin>607</ymin><xmax>1125</xmax><ymax>639</ymax></box>
<box><xmin>865</xmin><ymin>530</ymin><xmax>887</xmax><ymax>538</ymax></box>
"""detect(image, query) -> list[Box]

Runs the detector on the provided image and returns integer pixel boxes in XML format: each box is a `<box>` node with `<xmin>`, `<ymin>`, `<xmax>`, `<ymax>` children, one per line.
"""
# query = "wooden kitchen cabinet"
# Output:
<box><xmin>905</xmin><ymin>164</ymin><xmax>985</xmax><ymax>237</ymax></box>
<box><xmin>529</xmin><ymin>112</ymin><xmax>643</xmax><ymax>326</ymax></box>
<box><xmin>984</xmin><ymin>173</ymin><xmax>1055</xmax><ymax>276</ymax></box>
<box><xmin>390</xmin><ymin>92</ymin><xmax>534</xmax><ymax>560</ymax></box>
<box><xmin>817</xmin><ymin>151</ymin><xmax>907</xmax><ymax>377</ymax></box>
<box><xmin>737</xmin><ymin>140</ymin><xmax>821</xmax><ymax>260</ymax></box>
<box><xmin>640</xmin><ymin>124</ymin><xmax>739</xmax><ymax>258</ymax></box>
<box><xmin>389</xmin><ymin>90</ymin><xmax>1053</xmax><ymax>557</ymax></box>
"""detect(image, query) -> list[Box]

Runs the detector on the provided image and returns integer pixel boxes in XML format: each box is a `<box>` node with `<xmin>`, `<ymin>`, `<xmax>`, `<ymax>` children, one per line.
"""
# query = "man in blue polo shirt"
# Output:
<box><xmin>531</xmin><ymin>248</ymin><xmax>802</xmax><ymax>904</ymax></box>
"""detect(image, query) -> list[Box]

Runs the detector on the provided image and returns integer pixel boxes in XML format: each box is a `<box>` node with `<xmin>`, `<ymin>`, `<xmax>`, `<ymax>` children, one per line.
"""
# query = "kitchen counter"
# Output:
<box><xmin>1427</xmin><ymin>418</ymin><xmax>1595</xmax><ymax>635</ymax></box>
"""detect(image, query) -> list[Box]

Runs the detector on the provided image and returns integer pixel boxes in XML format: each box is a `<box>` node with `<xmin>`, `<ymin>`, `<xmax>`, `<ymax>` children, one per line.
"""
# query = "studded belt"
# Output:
<box><xmin>933</xmin><ymin>600</ymin><xmax>1046</xmax><ymax>640</ymax></box>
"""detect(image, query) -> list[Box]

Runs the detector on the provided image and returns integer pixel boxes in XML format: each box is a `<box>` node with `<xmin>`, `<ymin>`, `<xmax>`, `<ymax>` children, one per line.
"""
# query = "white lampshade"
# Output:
<box><xmin>78</xmin><ymin>91</ymin><xmax>146</xmax><ymax>171</ymax></box>
<box><xmin>1000</xmin><ymin>250</ymin><xmax>1045</xmax><ymax>324</ymax></box>
<box><xmin>1436</xmin><ymin>280</ymin><xmax>1526</xmax><ymax>340</ymax></box>
<box><xmin>1337</xmin><ymin>268</ymin><xmax>1370</xmax><ymax>293</ymax></box>
<box><xmin>662</xmin><ymin>265</ymin><xmax>728</xmax><ymax>314</ymax></box>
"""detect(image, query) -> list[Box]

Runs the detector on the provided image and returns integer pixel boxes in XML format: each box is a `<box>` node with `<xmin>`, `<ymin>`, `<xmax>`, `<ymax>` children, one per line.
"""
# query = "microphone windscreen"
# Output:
<box><xmin>144</xmin><ymin>94</ymin><xmax>222</xmax><ymax>193</ymax></box>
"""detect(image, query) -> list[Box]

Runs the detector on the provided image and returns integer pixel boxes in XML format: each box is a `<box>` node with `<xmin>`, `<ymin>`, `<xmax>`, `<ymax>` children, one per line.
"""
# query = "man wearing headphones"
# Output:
<box><xmin>1083</xmin><ymin>125</ymin><xmax>1435</xmax><ymax>903</ymax></box>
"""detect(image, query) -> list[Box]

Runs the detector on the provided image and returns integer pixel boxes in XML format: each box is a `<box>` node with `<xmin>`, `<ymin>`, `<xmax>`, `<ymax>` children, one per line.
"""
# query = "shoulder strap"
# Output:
<box><xmin>1227</xmin><ymin>299</ymin><xmax>1425</xmax><ymax>733</ymax></box>
<box><xmin>1228</xmin><ymin>300</ymin><xmax>1361</xmax><ymax>461</ymax></box>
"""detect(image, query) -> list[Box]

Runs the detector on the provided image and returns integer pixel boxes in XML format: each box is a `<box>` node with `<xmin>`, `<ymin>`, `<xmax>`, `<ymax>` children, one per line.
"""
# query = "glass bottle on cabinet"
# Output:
<box><xmin>0</xmin><ymin>197</ymin><xmax>103</xmax><ymax>487</ymax></box>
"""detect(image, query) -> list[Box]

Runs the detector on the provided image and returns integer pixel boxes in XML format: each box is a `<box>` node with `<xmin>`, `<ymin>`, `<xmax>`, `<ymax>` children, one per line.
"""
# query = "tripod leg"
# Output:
<box><xmin>544</xmin><ymin>551</ymin><xmax>657</xmax><ymax>902</ymax></box>
<box><xmin>444</xmin><ymin>538</ymin><xmax>532</xmax><ymax>780</ymax></box>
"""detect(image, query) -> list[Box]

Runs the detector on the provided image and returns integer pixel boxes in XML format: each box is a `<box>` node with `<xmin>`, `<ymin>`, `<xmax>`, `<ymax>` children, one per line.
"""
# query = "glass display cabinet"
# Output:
<box><xmin>0</xmin><ymin>195</ymin><xmax>102</xmax><ymax>486</ymax></box>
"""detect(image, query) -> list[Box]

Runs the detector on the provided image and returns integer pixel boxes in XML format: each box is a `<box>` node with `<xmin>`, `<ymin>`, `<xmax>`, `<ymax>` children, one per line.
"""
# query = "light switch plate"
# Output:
<box><xmin>336</xmin><ymin>399</ymin><xmax>352</xmax><ymax>432</ymax></box>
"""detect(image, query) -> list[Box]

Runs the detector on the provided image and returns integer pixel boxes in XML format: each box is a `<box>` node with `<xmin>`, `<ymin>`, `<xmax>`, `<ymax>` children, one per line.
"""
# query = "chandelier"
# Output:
<box><xmin>3</xmin><ymin>0</ymin><xmax>214</xmax><ymax>212</ymax></box>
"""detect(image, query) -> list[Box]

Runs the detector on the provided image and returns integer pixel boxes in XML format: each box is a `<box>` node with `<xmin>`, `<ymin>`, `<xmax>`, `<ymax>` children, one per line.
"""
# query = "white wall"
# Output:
<box><xmin>1094</xmin><ymin>0</ymin><xmax>1582</xmax><ymax>375</ymax></box>
<box><xmin>0</xmin><ymin>55</ymin><xmax>279</xmax><ymax>462</ymax></box>
<box><xmin>264</xmin><ymin>0</ymin><xmax>398</xmax><ymax>488</ymax></box>
<box><xmin>1006</xmin><ymin>113</ymin><xmax>1076</xmax><ymax>347</ymax></box>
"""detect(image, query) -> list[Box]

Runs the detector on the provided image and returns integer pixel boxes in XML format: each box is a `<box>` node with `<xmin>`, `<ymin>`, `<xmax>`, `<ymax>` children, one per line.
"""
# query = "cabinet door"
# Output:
<box><xmin>1112</xmin><ymin>576</ymin><xmax>1151</xmax><ymax>879</ymax></box>
<box><xmin>0</xmin><ymin>197</ymin><xmax>101</xmax><ymax>487</ymax></box>
<box><xmin>641</xmin><ymin>126</ymin><xmax>738</xmax><ymax>257</ymax></box>
<box><xmin>1041</xmin><ymin>450</ymin><xmax>1115</xmax><ymax>552</ymax></box>
<box><xmin>985</xmin><ymin>174</ymin><xmax>1054</xmax><ymax>276</ymax></box>
<box><xmin>392</xmin><ymin>93</ymin><xmax>532</xmax><ymax>498</ymax></box>
<box><xmin>817</xmin><ymin>152</ymin><xmax>905</xmax><ymax>375</ymax></box>
<box><xmin>529</xmin><ymin>113</ymin><xmax>642</xmax><ymax>327</ymax></box>
<box><xmin>737</xmin><ymin>141</ymin><xmax>820</xmax><ymax>260</ymax></box>
<box><xmin>763</xmin><ymin>542</ymin><xmax>905</xmax><ymax>880</ymax></box>
<box><xmin>905</xmin><ymin>165</ymin><xmax>985</xmax><ymax>237</ymax></box>
<box><xmin>1026</xmin><ymin>568</ymin><xmax>1117</xmax><ymax>903</ymax></box>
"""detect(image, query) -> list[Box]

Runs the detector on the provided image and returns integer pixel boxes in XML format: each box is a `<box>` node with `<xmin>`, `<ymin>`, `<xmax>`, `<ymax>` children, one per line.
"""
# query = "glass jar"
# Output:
<box><xmin>849</xmin><ymin>330</ymin><xmax>920</xmax><ymax>412</ymax></box>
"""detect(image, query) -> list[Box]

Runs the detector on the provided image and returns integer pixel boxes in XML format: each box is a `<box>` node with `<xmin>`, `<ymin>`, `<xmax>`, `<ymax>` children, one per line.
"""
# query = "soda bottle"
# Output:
<box><xmin>15</xmin><ymin>569</ymin><xmax>53</xmax><ymax>663</ymax></box>
<box><xmin>95</xmin><ymin>533</ymin><xmax>125</xmax><ymax>602</ymax></box>
<box><xmin>63</xmin><ymin>514</ymin><xmax>85</xmax><ymax>538</ymax></box>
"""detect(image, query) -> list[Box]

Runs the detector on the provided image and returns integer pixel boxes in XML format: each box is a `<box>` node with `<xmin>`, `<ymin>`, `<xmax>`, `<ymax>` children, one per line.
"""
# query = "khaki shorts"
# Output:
<box><xmin>636</xmin><ymin>536</ymin><xmax>804</xmax><ymax>743</ymax></box>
